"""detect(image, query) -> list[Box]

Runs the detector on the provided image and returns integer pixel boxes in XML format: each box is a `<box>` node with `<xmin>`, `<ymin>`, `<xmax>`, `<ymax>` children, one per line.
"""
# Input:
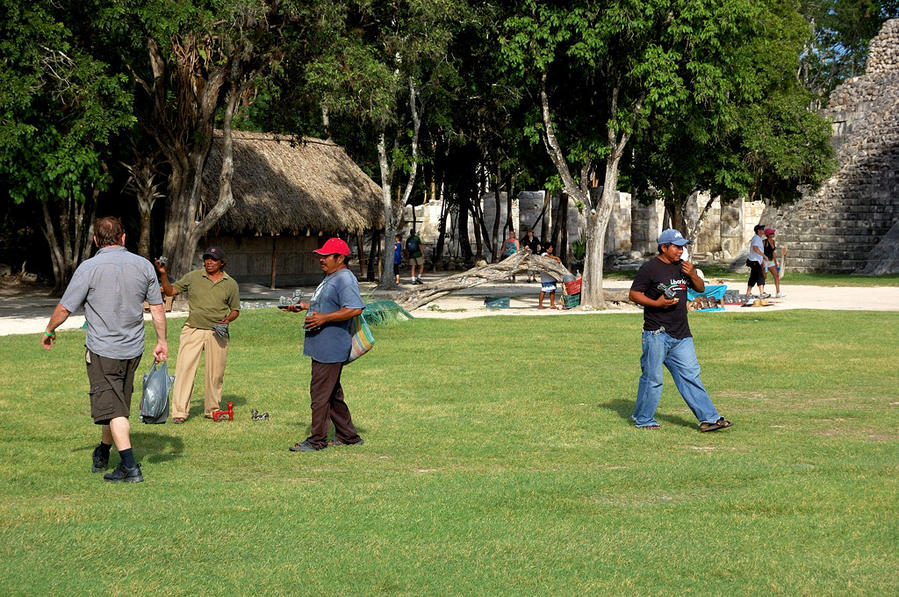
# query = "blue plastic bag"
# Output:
<box><xmin>139</xmin><ymin>361</ymin><xmax>174</xmax><ymax>424</ymax></box>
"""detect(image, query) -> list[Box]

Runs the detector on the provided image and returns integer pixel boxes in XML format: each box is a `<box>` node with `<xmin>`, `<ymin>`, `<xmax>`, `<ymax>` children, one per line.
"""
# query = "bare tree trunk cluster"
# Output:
<box><xmin>40</xmin><ymin>191</ymin><xmax>96</xmax><ymax>295</ymax></box>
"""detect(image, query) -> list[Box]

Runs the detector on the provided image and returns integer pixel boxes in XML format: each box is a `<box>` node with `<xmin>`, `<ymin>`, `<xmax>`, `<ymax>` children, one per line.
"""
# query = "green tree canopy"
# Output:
<box><xmin>0</xmin><ymin>0</ymin><xmax>134</xmax><ymax>291</ymax></box>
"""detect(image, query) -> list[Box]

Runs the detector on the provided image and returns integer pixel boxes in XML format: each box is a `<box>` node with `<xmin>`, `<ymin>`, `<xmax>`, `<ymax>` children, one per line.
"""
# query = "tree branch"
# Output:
<box><xmin>540</xmin><ymin>72</ymin><xmax>590</xmax><ymax>207</ymax></box>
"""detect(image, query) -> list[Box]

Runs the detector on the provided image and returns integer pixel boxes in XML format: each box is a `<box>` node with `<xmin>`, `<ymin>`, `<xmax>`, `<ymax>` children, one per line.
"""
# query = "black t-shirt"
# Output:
<box><xmin>630</xmin><ymin>257</ymin><xmax>697</xmax><ymax>339</ymax></box>
<box><xmin>521</xmin><ymin>235</ymin><xmax>540</xmax><ymax>253</ymax></box>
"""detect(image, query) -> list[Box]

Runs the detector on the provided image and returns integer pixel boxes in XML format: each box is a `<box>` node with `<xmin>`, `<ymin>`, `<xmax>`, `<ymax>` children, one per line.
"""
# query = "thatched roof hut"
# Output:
<box><xmin>199</xmin><ymin>131</ymin><xmax>384</xmax><ymax>286</ymax></box>
<box><xmin>202</xmin><ymin>130</ymin><xmax>383</xmax><ymax>235</ymax></box>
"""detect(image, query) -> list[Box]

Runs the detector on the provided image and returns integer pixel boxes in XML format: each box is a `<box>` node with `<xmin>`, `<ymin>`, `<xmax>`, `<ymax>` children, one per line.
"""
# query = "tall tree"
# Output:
<box><xmin>501</xmin><ymin>0</ymin><xmax>826</xmax><ymax>308</ymax></box>
<box><xmin>113</xmin><ymin>0</ymin><xmax>334</xmax><ymax>275</ymax></box>
<box><xmin>310</xmin><ymin>0</ymin><xmax>468</xmax><ymax>289</ymax></box>
<box><xmin>626</xmin><ymin>0</ymin><xmax>836</xmax><ymax>234</ymax></box>
<box><xmin>0</xmin><ymin>1</ymin><xmax>134</xmax><ymax>292</ymax></box>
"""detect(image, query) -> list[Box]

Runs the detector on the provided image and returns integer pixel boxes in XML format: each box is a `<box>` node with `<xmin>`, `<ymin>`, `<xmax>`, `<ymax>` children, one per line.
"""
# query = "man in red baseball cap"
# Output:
<box><xmin>313</xmin><ymin>237</ymin><xmax>351</xmax><ymax>256</ymax></box>
<box><xmin>283</xmin><ymin>238</ymin><xmax>365</xmax><ymax>451</ymax></box>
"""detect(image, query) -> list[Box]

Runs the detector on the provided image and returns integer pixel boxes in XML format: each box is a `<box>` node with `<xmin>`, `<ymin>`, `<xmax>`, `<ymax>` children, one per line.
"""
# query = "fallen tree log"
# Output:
<box><xmin>396</xmin><ymin>248</ymin><xmax>636</xmax><ymax>311</ymax></box>
<box><xmin>396</xmin><ymin>249</ymin><xmax>567</xmax><ymax>310</ymax></box>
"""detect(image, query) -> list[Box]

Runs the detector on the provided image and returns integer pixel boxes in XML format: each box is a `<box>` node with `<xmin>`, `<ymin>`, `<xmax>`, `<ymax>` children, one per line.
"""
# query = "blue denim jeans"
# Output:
<box><xmin>632</xmin><ymin>329</ymin><xmax>721</xmax><ymax>427</ymax></box>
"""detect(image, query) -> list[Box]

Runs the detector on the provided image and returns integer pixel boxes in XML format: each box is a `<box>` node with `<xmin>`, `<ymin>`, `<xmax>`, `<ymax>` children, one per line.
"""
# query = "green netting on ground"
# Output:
<box><xmin>362</xmin><ymin>300</ymin><xmax>415</xmax><ymax>326</ymax></box>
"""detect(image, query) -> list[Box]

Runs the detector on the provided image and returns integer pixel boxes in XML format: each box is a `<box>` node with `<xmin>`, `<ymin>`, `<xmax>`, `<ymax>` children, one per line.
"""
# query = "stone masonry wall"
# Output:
<box><xmin>763</xmin><ymin>19</ymin><xmax>899</xmax><ymax>273</ymax></box>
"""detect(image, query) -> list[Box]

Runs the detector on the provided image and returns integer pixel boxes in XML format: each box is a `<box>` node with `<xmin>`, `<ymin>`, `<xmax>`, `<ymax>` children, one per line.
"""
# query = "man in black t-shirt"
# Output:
<box><xmin>628</xmin><ymin>229</ymin><xmax>732</xmax><ymax>432</ymax></box>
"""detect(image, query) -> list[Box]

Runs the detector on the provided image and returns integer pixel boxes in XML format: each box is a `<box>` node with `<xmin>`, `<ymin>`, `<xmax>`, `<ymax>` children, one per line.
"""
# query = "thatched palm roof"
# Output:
<box><xmin>202</xmin><ymin>130</ymin><xmax>384</xmax><ymax>235</ymax></box>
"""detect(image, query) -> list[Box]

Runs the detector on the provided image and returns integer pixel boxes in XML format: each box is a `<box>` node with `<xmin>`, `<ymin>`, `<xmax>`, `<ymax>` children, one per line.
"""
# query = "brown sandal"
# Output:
<box><xmin>700</xmin><ymin>418</ymin><xmax>732</xmax><ymax>432</ymax></box>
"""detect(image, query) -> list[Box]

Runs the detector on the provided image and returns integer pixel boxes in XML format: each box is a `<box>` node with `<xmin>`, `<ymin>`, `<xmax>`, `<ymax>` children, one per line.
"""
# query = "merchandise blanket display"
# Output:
<box><xmin>686</xmin><ymin>284</ymin><xmax>727</xmax><ymax>312</ymax></box>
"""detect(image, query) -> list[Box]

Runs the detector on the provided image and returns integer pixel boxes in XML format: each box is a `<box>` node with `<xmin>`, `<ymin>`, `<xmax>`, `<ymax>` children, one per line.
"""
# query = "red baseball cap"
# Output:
<box><xmin>313</xmin><ymin>238</ymin><xmax>350</xmax><ymax>256</ymax></box>
<box><xmin>764</xmin><ymin>228</ymin><xmax>776</xmax><ymax>235</ymax></box>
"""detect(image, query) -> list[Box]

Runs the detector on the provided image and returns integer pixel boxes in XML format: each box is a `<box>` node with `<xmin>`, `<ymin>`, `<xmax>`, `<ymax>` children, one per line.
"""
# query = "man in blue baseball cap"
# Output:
<box><xmin>627</xmin><ymin>229</ymin><xmax>733</xmax><ymax>432</ymax></box>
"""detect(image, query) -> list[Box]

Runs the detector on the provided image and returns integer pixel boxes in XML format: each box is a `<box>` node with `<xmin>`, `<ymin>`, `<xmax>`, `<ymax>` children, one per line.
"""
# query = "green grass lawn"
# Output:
<box><xmin>1</xmin><ymin>309</ymin><xmax>896</xmax><ymax>595</ymax></box>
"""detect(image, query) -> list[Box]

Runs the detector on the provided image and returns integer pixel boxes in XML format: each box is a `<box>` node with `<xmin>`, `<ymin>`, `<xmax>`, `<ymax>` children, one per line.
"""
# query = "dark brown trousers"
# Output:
<box><xmin>306</xmin><ymin>360</ymin><xmax>361</xmax><ymax>449</ymax></box>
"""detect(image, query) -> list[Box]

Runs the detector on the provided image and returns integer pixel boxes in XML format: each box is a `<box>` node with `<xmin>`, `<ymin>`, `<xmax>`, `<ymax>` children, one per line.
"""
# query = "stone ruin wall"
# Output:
<box><xmin>763</xmin><ymin>18</ymin><xmax>899</xmax><ymax>273</ymax></box>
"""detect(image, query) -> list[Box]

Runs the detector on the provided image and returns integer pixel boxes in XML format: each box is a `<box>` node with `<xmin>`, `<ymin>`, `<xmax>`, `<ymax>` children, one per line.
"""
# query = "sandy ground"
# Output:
<box><xmin>2</xmin><ymin>274</ymin><xmax>897</xmax><ymax>336</ymax></box>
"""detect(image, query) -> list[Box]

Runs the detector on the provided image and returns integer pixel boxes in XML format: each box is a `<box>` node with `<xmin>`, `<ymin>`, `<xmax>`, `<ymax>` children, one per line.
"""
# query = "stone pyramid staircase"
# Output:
<box><xmin>764</xmin><ymin>19</ymin><xmax>899</xmax><ymax>273</ymax></box>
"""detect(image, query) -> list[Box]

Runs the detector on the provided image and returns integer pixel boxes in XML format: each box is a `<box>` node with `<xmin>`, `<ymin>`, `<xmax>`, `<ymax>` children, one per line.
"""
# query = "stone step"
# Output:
<box><xmin>787</xmin><ymin>249</ymin><xmax>875</xmax><ymax>260</ymax></box>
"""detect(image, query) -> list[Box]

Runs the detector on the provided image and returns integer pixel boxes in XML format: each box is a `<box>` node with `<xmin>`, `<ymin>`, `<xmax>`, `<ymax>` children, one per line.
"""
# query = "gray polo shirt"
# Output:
<box><xmin>60</xmin><ymin>246</ymin><xmax>162</xmax><ymax>360</ymax></box>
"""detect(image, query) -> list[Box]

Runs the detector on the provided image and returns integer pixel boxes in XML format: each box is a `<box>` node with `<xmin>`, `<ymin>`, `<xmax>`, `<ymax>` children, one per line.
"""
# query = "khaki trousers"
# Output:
<box><xmin>172</xmin><ymin>326</ymin><xmax>228</xmax><ymax>418</ymax></box>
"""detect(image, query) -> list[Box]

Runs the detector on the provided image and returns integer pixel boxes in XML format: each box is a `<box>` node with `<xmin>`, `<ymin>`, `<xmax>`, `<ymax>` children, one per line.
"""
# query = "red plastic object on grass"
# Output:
<box><xmin>212</xmin><ymin>401</ymin><xmax>234</xmax><ymax>422</ymax></box>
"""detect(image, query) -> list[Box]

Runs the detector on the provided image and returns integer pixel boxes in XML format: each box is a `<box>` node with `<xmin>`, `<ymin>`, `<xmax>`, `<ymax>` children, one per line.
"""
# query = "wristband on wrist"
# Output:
<box><xmin>44</xmin><ymin>330</ymin><xmax>56</xmax><ymax>337</ymax></box>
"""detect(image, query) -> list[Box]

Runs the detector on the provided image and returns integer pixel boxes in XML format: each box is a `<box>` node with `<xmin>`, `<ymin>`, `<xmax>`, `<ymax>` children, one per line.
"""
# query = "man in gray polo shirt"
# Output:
<box><xmin>42</xmin><ymin>217</ymin><xmax>168</xmax><ymax>483</ymax></box>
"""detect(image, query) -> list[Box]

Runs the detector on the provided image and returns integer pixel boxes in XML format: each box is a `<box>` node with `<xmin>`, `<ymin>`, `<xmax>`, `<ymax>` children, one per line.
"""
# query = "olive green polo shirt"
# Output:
<box><xmin>173</xmin><ymin>269</ymin><xmax>241</xmax><ymax>329</ymax></box>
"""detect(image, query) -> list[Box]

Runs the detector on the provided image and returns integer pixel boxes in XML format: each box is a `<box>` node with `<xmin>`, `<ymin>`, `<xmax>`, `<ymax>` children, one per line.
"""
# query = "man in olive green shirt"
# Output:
<box><xmin>156</xmin><ymin>247</ymin><xmax>240</xmax><ymax>422</ymax></box>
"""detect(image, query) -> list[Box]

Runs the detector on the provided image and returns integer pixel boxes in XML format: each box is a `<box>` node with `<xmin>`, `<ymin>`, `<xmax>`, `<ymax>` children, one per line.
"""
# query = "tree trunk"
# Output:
<box><xmin>538</xmin><ymin>72</ymin><xmax>641</xmax><ymax>309</ymax></box>
<box><xmin>123</xmin><ymin>151</ymin><xmax>163</xmax><ymax>259</ymax></box>
<box><xmin>471</xmin><ymin>201</ymin><xmax>483</xmax><ymax>259</ymax></box>
<box><xmin>356</xmin><ymin>234</ymin><xmax>366</xmax><ymax>277</ymax></box>
<box><xmin>367</xmin><ymin>229</ymin><xmax>380</xmax><ymax>281</ymax></box>
<box><xmin>492</xmin><ymin>164</ymin><xmax>502</xmax><ymax>258</ymax></box>
<box><xmin>172</xmin><ymin>86</ymin><xmax>240</xmax><ymax>275</ymax></box>
<box><xmin>377</xmin><ymin>134</ymin><xmax>398</xmax><ymax>289</ymax></box>
<box><xmin>559</xmin><ymin>193</ymin><xmax>569</xmax><ymax>267</ymax></box>
<box><xmin>138</xmin><ymin>212</ymin><xmax>152</xmax><ymax>259</ymax></box>
<box><xmin>435</xmin><ymin>195</ymin><xmax>449</xmax><ymax>262</ymax></box>
<box><xmin>581</xmin><ymin>160</ymin><xmax>620</xmax><ymax>308</ymax></box>
<box><xmin>505</xmin><ymin>172</ymin><xmax>515</xmax><ymax>234</ymax></box>
<box><xmin>540</xmin><ymin>191</ymin><xmax>551</xmax><ymax>243</ymax></box>
<box><xmin>458</xmin><ymin>194</ymin><xmax>472</xmax><ymax>263</ymax></box>
<box><xmin>377</xmin><ymin>78</ymin><xmax>422</xmax><ymax>290</ymax></box>
<box><xmin>665</xmin><ymin>198</ymin><xmax>687</xmax><ymax>237</ymax></box>
<box><xmin>40</xmin><ymin>193</ymin><xmax>96</xmax><ymax>295</ymax></box>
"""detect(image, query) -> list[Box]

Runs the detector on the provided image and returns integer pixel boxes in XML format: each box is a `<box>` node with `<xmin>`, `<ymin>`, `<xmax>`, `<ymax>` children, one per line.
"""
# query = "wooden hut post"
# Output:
<box><xmin>356</xmin><ymin>233</ymin><xmax>367</xmax><ymax>275</ymax></box>
<box><xmin>270</xmin><ymin>234</ymin><xmax>278</xmax><ymax>289</ymax></box>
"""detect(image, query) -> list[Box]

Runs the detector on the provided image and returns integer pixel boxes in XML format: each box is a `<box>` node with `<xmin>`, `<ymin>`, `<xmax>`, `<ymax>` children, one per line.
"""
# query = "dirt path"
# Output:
<box><xmin>2</xmin><ymin>275</ymin><xmax>897</xmax><ymax>336</ymax></box>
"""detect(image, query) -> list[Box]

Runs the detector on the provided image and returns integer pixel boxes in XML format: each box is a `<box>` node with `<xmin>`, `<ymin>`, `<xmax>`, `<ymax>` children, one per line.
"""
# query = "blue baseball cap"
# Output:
<box><xmin>657</xmin><ymin>229</ymin><xmax>690</xmax><ymax>246</ymax></box>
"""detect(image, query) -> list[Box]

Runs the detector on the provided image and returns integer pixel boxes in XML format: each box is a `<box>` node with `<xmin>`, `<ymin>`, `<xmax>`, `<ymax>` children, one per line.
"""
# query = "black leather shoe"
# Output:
<box><xmin>103</xmin><ymin>463</ymin><xmax>144</xmax><ymax>483</ymax></box>
<box><xmin>91</xmin><ymin>445</ymin><xmax>109</xmax><ymax>473</ymax></box>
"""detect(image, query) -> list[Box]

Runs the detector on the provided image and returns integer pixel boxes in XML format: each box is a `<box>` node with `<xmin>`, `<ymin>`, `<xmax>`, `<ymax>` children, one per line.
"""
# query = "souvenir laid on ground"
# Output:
<box><xmin>686</xmin><ymin>284</ymin><xmax>726</xmax><ymax>312</ymax></box>
<box><xmin>722</xmin><ymin>289</ymin><xmax>743</xmax><ymax>305</ymax></box>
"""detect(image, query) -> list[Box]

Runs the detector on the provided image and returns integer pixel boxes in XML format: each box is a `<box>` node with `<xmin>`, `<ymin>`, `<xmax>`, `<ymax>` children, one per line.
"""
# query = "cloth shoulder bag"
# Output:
<box><xmin>346</xmin><ymin>313</ymin><xmax>375</xmax><ymax>363</ymax></box>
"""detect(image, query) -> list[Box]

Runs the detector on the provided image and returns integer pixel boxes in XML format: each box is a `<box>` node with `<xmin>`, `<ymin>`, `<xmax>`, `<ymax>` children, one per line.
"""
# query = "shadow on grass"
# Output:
<box><xmin>597</xmin><ymin>398</ymin><xmax>634</xmax><ymax>422</ymax></box>
<box><xmin>186</xmin><ymin>394</ymin><xmax>248</xmax><ymax>419</ymax></box>
<box><xmin>597</xmin><ymin>398</ymin><xmax>696</xmax><ymax>430</ymax></box>
<box><xmin>131</xmin><ymin>431</ymin><xmax>185</xmax><ymax>464</ymax></box>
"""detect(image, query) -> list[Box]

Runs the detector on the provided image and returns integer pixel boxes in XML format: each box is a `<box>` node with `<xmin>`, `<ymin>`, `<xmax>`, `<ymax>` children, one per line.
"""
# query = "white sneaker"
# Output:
<box><xmin>760</xmin><ymin>292</ymin><xmax>771</xmax><ymax>299</ymax></box>
<box><xmin>776</xmin><ymin>292</ymin><xmax>786</xmax><ymax>298</ymax></box>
